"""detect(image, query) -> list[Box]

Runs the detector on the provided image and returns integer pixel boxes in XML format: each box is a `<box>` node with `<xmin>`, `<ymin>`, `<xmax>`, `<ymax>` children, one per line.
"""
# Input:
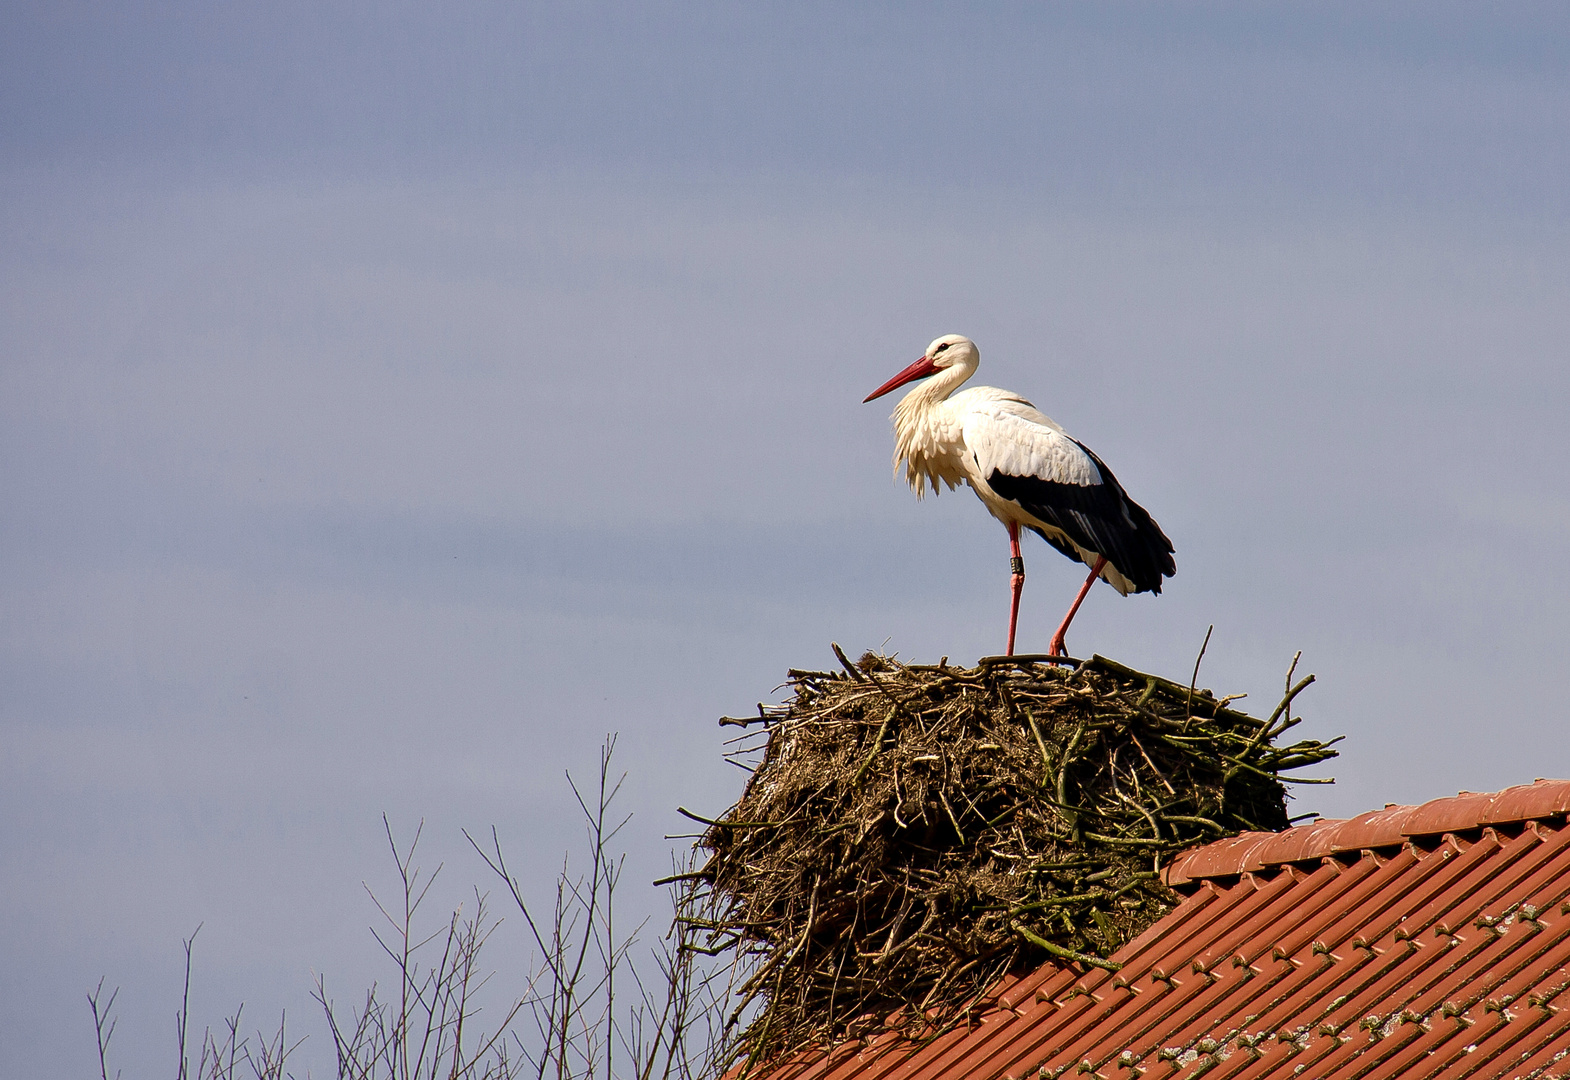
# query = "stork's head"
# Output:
<box><xmin>862</xmin><ymin>335</ymin><xmax>979</xmax><ymax>402</ymax></box>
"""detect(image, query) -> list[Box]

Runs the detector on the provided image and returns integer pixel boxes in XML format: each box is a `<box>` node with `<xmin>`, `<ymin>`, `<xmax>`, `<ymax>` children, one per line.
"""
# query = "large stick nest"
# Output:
<box><xmin>687</xmin><ymin>649</ymin><xmax>1339</xmax><ymax>1067</ymax></box>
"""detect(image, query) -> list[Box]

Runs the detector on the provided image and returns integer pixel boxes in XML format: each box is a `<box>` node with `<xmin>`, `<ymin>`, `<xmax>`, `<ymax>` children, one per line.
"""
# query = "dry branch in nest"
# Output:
<box><xmin>684</xmin><ymin>649</ymin><xmax>1339</xmax><ymax>1069</ymax></box>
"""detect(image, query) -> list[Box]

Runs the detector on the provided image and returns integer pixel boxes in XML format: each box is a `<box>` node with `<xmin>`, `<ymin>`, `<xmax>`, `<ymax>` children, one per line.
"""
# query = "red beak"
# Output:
<box><xmin>863</xmin><ymin>354</ymin><xmax>940</xmax><ymax>403</ymax></box>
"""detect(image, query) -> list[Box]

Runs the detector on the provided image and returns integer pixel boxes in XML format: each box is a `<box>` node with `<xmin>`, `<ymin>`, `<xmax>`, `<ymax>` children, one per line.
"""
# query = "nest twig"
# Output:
<box><xmin>683</xmin><ymin>650</ymin><xmax>1340</xmax><ymax>1069</ymax></box>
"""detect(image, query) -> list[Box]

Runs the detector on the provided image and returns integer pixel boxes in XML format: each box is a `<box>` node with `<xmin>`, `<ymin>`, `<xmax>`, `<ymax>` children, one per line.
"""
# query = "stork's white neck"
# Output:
<box><xmin>889</xmin><ymin>359</ymin><xmax>976</xmax><ymax>497</ymax></box>
<box><xmin>893</xmin><ymin>358</ymin><xmax>974</xmax><ymax>418</ymax></box>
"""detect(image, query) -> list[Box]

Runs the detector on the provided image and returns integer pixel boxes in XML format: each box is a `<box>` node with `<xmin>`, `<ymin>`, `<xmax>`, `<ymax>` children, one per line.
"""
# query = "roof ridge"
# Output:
<box><xmin>1164</xmin><ymin>777</ymin><xmax>1570</xmax><ymax>886</ymax></box>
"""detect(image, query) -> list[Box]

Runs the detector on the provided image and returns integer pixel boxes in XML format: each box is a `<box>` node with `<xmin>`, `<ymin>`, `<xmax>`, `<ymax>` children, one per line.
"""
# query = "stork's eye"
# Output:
<box><xmin>934</xmin><ymin>342</ymin><xmax>951</xmax><ymax>354</ymax></box>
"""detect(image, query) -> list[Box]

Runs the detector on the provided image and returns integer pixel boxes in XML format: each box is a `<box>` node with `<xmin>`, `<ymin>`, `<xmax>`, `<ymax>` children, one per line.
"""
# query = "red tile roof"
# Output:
<box><xmin>749</xmin><ymin>779</ymin><xmax>1570</xmax><ymax>1080</ymax></box>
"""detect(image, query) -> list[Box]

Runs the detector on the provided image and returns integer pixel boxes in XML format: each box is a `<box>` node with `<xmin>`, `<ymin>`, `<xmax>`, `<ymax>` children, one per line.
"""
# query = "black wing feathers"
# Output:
<box><xmin>986</xmin><ymin>441</ymin><xmax>1175</xmax><ymax>594</ymax></box>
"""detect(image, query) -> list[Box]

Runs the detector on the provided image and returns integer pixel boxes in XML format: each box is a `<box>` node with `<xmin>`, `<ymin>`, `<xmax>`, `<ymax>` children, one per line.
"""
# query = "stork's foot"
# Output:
<box><xmin>1047</xmin><ymin>555</ymin><xmax>1106</xmax><ymax>659</ymax></box>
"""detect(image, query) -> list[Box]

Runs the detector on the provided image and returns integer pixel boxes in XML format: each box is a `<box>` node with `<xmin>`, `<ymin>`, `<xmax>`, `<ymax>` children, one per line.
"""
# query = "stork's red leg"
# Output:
<box><xmin>1049</xmin><ymin>555</ymin><xmax>1108</xmax><ymax>657</ymax></box>
<box><xmin>1006</xmin><ymin>523</ymin><xmax>1025</xmax><ymax>656</ymax></box>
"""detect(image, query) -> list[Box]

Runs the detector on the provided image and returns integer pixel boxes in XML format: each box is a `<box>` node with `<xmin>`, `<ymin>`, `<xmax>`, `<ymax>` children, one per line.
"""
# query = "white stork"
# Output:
<box><xmin>864</xmin><ymin>334</ymin><xmax>1174</xmax><ymax>657</ymax></box>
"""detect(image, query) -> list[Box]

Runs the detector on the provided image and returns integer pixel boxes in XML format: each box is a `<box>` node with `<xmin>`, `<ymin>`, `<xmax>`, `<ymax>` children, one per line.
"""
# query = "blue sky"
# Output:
<box><xmin>3</xmin><ymin>3</ymin><xmax>1570</xmax><ymax>1075</ymax></box>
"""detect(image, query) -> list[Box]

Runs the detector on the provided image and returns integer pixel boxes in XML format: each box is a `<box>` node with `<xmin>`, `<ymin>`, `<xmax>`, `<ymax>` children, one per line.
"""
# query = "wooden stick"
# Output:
<box><xmin>1009</xmin><ymin>921</ymin><xmax>1120</xmax><ymax>971</ymax></box>
<box><xmin>831</xmin><ymin>642</ymin><xmax>866</xmax><ymax>682</ymax></box>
